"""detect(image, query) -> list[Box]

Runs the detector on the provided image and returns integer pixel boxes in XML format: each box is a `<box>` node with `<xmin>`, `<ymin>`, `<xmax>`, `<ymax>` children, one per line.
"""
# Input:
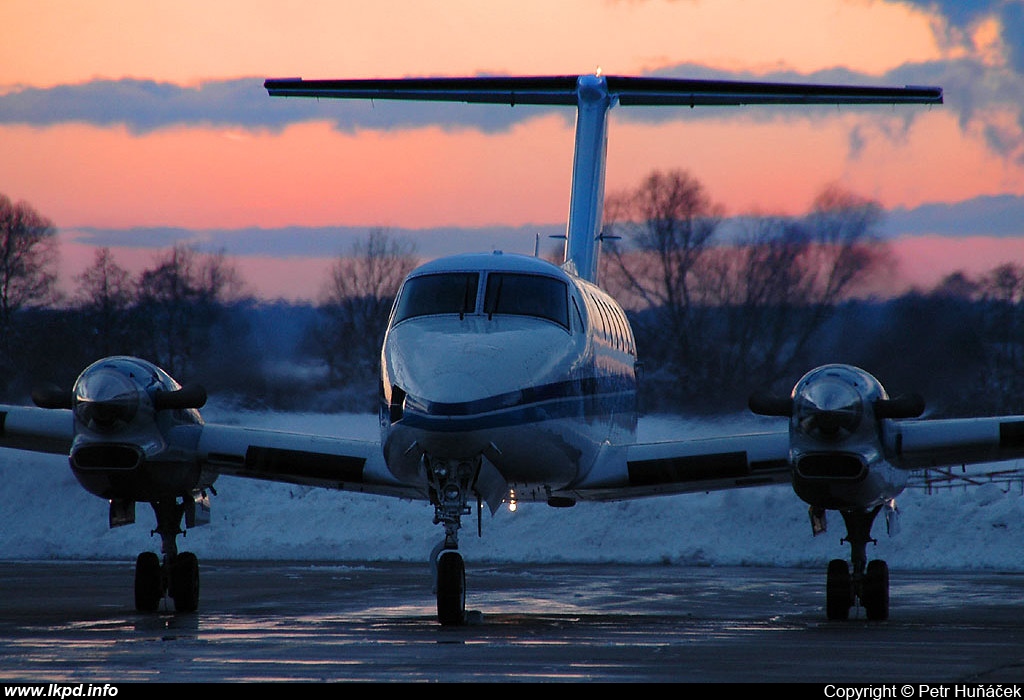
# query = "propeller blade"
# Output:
<box><xmin>152</xmin><ymin>383</ymin><xmax>207</xmax><ymax>411</ymax></box>
<box><xmin>748</xmin><ymin>390</ymin><xmax>793</xmax><ymax>417</ymax></box>
<box><xmin>31</xmin><ymin>384</ymin><xmax>73</xmax><ymax>410</ymax></box>
<box><xmin>874</xmin><ymin>393</ymin><xmax>925</xmax><ymax>419</ymax></box>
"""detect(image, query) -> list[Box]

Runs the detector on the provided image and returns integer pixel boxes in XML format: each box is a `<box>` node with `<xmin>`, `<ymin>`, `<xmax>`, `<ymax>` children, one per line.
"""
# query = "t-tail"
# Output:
<box><xmin>265</xmin><ymin>73</ymin><xmax>942</xmax><ymax>284</ymax></box>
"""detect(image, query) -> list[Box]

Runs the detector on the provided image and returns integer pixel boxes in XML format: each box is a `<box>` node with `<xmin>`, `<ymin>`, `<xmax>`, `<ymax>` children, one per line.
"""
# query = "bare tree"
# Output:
<box><xmin>0</xmin><ymin>194</ymin><xmax>60</xmax><ymax>387</ymax></box>
<box><xmin>135</xmin><ymin>245</ymin><xmax>246</xmax><ymax>377</ymax></box>
<box><xmin>931</xmin><ymin>270</ymin><xmax>981</xmax><ymax>301</ymax></box>
<box><xmin>74</xmin><ymin>247</ymin><xmax>136</xmax><ymax>358</ymax></box>
<box><xmin>699</xmin><ymin>189</ymin><xmax>892</xmax><ymax>395</ymax></box>
<box><xmin>605</xmin><ymin>173</ymin><xmax>890</xmax><ymax>408</ymax></box>
<box><xmin>974</xmin><ymin>262</ymin><xmax>1024</xmax><ymax>412</ymax></box>
<box><xmin>603</xmin><ymin>169</ymin><xmax>724</xmax><ymax>403</ymax></box>
<box><xmin>310</xmin><ymin>228</ymin><xmax>418</xmax><ymax>403</ymax></box>
<box><xmin>604</xmin><ymin>169</ymin><xmax>722</xmax><ymax>309</ymax></box>
<box><xmin>801</xmin><ymin>184</ymin><xmax>890</xmax><ymax>309</ymax></box>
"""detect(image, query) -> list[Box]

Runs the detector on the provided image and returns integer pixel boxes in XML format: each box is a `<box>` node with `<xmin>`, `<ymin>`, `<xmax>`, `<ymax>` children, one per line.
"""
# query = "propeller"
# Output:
<box><xmin>750</xmin><ymin>389</ymin><xmax>925</xmax><ymax>420</ymax></box>
<box><xmin>748</xmin><ymin>390</ymin><xmax>793</xmax><ymax>417</ymax></box>
<box><xmin>874</xmin><ymin>393</ymin><xmax>925</xmax><ymax>419</ymax></box>
<box><xmin>31</xmin><ymin>381</ymin><xmax>207</xmax><ymax>411</ymax></box>
<box><xmin>153</xmin><ymin>383</ymin><xmax>208</xmax><ymax>410</ymax></box>
<box><xmin>31</xmin><ymin>383</ymin><xmax>74</xmax><ymax>410</ymax></box>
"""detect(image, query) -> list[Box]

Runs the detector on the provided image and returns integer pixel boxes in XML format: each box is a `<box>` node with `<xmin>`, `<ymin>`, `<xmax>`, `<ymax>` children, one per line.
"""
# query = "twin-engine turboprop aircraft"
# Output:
<box><xmin>9</xmin><ymin>72</ymin><xmax>1019</xmax><ymax>625</ymax></box>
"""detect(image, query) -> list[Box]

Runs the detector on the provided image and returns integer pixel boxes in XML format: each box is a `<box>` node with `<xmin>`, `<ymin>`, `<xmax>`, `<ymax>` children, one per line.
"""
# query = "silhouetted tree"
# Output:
<box><xmin>134</xmin><ymin>245</ymin><xmax>246</xmax><ymax>379</ymax></box>
<box><xmin>74</xmin><ymin>247</ymin><xmax>137</xmax><ymax>359</ymax></box>
<box><xmin>605</xmin><ymin>174</ymin><xmax>890</xmax><ymax>409</ymax></box>
<box><xmin>309</xmin><ymin>228</ymin><xmax>418</xmax><ymax>408</ymax></box>
<box><xmin>603</xmin><ymin>169</ymin><xmax>724</xmax><ymax>405</ymax></box>
<box><xmin>720</xmin><ymin>185</ymin><xmax>892</xmax><ymax>394</ymax></box>
<box><xmin>0</xmin><ymin>194</ymin><xmax>60</xmax><ymax>392</ymax></box>
<box><xmin>975</xmin><ymin>263</ymin><xmax>1024</xmax><ymax>413</ymax></box>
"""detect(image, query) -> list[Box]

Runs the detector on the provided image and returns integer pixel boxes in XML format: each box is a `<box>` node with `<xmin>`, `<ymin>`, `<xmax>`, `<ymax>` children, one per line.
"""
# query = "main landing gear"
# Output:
<box><xmin>824</xmin><ymin>505</ymin><xmax>889</xmax><ymax>621</ymax></box>
<box><xmin>134</xmin><ymin>499</ymin><xmax>200</xmax><ymax>613</ymax></box>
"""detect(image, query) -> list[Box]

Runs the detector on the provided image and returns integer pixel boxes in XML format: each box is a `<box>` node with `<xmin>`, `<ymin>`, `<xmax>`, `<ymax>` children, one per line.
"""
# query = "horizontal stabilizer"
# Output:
<box><xmin>265</xmin><ymin>74</ymin><xmax>942</xmax><ymax>107</ymax></box>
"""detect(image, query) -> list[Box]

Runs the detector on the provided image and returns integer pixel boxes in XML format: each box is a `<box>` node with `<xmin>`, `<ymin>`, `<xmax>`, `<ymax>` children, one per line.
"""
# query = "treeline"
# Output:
<box><xmin>0</xmin><ymin>201</ymin><xmax>412</xmax><ymax>412</ymax></box>
<box><xmin>3</xmin><ymin>183</ymin><xmax>1024</xmax><ymax>418</ymax></box>
<box><xmin>602</xmin><ymin>171</ymin><xmax>1024</xmax><ymax>416</ymax></box>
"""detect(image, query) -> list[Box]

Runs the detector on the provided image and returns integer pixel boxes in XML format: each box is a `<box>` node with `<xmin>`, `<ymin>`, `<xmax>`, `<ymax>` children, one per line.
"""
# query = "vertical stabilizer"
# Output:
<box><xmin>563</xmin><ymin>75</ymin><xmax>614</xmax><ymax>283</ymax></box>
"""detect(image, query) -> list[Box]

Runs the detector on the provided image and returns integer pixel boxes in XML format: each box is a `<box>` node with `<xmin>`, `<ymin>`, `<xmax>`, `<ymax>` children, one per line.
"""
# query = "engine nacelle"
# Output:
<box><xmin>35</xmin><ymin>356</ymin><xmax>211</xmax><ymax>502</ymax></box>
<box><xmin>750</xmin><ymin>363</ymin><xmax>924</xmax><ymax>510</ymax></box>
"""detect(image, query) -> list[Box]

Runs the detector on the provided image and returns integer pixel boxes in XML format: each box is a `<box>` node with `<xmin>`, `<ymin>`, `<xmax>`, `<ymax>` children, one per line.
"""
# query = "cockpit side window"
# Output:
<box><xmin>483</xmin><ymin>273</ymin><xmax>569</xmax><ymax>329</ymax></box>
<box><xmin>392</xmin><ymin>272</ymin><xmax>480</xmax><ymax>323</ymax></box>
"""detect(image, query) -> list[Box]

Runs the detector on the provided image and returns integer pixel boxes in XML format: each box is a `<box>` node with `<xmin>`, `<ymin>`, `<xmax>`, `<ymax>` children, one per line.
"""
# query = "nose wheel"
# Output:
<box><xmin>436</xmin><ymin>549</ymin><xmax>466</xmax><ymax>625</ymax></box>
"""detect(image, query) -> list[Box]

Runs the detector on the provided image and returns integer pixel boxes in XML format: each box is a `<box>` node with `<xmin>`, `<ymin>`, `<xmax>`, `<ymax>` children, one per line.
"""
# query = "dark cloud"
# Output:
<box><xmin>66</xmin><ymin>223</ymin><xmax>564</xmax><ymax>259</ymax></box>
<box><xmin>1</xmin><ymin>67</ymin><xmax>955</xmax><ymax>134</ymax></box>
<box><xmin>894</xmin><ymin>0</ymin><xmax>1024</xmax><ymax>72</ymax></box>
<box><xmin>2</xmin><ymin>55</ymin><xmax>1022</xmax><ymax>165</ymax></box>
<box><xmin>611</xmin><ymin>59</ymin><xmax>1024</xmax><ymax>165</ymax></box>
<box><xmin>0</xmin><ymin>79</ymin><xmax>274</xmax><ymax>133</ymax></box>
<box><xmin>884</xmin><ymin>193</ymin><xmax>1024</xmax><ymax>237</ymax></box>
<box><xmin>63</xmin><ymin>193</ymin><xmax>1024</xmax><ymax>264</ymax></box>
<box><xmin>0</xmin><ymin>77</ymin><xmax>559</xmax><ymax>134</ymax></box>
<box><xmin>0</xmin><ymin>66</ymin><xmax>957</xmax><ymax>142</ymax></box>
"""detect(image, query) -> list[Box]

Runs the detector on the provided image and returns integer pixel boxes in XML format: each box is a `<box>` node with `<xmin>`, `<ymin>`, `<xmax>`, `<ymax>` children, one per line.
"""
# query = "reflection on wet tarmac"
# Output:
<box><xmin>2</xmin><ymin>561</ymin><xmax>1024</xmax><ymax>682</ymax></box>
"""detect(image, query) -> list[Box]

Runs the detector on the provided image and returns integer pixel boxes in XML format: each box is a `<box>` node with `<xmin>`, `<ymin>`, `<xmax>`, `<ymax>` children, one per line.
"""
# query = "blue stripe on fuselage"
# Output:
<box><xmin>387</xmin><ymin>376</ymin><xmax>636</xmax><ymax>433</ymax></box>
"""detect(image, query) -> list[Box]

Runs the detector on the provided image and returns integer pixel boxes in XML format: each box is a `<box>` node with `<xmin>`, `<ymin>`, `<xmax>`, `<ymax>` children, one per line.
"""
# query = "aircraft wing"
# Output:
<box><xmin>888</xmin><ymin>416</ymin><xmax>1024</xmax><ymax>490</ymax></box>
<box><xmin>195</xmin><ymin>423</ymin><xmax>427</xmax><ymax>501</ymax></box>
<box><xmin>0</xmin><ymin>405</ymin><xmax>73</xmax><ymax>455</ymax></box>
<box><xmin>0</xmin><ymin>401</ymin><xmax>427</xmax><ymax>502</ymax></box>
<box><xmin>564</xmin><ymin>411</ymin><xmax>1024</xmax><ymax>502</ymax></box>
<box><xmin>564</xmin><ymin>429</ymin><xmax>792</xmax><ymax>501</ymax></box>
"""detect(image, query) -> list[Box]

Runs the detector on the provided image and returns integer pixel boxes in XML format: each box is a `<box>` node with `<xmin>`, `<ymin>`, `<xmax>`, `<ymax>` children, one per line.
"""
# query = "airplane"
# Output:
<box><xmin>13</xmin><ymin>71</ymin><xmax>1023</xmax><ymax>626</ymax></box>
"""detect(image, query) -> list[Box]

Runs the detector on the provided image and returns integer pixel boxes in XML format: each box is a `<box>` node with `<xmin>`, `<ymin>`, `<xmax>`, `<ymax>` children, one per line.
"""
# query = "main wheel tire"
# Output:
<box><xmin>863</xmin><ymin>559</ymin><xmax>890</xmax><ymax>621</ymax></box>
<box><xmin>170</xmin><ymin>552</ymin><xmax>200</xmax><ymax>613</ymax></box>
<box><xmin>134</xmin><ymin>551</ymin><xmax>163</xmax><ymax>612</ymax></box>
<box><xmin>826</xmin><ymin>559</ymin><xmax>852</xmax><ymax>621</ymax></box>
<box><xmin>436</xmin><ymin>550</ymin><xmax>466</xmax><ymax>626</ymax></box>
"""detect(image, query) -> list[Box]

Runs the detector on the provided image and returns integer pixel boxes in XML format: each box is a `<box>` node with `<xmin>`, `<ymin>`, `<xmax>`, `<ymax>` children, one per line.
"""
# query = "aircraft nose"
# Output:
<box><xmin>795</xmin><ymin>376</ymin><xmax>863</xmax><ymax>438</ymax></box>
<box><xmin>386</xmin><ymin>320</ymin><xmax>576</xmax><ymax>407</ymax></box>
<box><xmin>73</xmin><ymin>367</ymin><xmax>140</xmax><ymax>433</ymax></box>
<box><xmin>407</xmin><ymin>340</ymin><xmax>520</xmax><ymax>404</ymax></box>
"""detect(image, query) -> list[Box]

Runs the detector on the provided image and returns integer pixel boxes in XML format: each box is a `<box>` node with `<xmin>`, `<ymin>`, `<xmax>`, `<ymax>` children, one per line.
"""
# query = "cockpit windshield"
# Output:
<box><xmin>484</xmin><ymin>273</ymin><xmax>569</xmax><ymax>329</ymax></box>
<box><xmin>391</xmin><ymin>270</ymin><xmax>569</xmax><ymax>329</ymax></box>
<box><xmin>392</xmin><ymin>272</ymin><xmax>479</xmax><ymax>323</ymax></box>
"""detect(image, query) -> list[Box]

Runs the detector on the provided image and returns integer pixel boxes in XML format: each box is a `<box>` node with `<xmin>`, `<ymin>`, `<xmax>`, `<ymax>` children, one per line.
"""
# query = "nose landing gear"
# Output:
<box><xmin>427</xmin><ymin>456</ymin><xmax>478</xmax><ymax>625</ymax></box>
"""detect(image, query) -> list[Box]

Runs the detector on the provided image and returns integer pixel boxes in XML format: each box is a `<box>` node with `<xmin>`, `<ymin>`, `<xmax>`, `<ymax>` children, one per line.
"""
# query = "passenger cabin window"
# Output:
<box><xmin>571</xmin><ymin>297</ymin><xmax>584</xmax><ymax>332</ymax></box>
<box><xmin>392</xmin><ymin>272</ymin><xmax>479</xmax><ymax>323</ymax></box>
<box><xmin>483</xmin><ymin>273</ymin><xmax>569</xmax><ymax>329</ymax></box>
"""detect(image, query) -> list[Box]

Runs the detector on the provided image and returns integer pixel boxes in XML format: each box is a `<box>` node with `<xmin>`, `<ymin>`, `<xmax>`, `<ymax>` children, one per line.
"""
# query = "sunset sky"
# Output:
<box><xmin>2</xmin><ymin>0</ymin><xmax>1024</xmax><ymax>301</ymax></box>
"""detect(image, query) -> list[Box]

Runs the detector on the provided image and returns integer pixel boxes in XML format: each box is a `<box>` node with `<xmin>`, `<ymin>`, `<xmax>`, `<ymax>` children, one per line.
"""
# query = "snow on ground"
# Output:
<box><xmin>3</xmin><ymin>407</ymin><xmax>1024</xmax><ymax>571</ymax></box>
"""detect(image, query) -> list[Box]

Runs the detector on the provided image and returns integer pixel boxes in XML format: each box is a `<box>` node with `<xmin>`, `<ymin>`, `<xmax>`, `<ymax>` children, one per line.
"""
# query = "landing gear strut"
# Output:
<box><xmin>427</xmin><ymin>456</ymin><xmax>477</xmax><ymax>625</ymax></box>
<box><xmin>133</xmin><ymin>498</ymin><xmax>200</xmax><ymax>613</ymax></box>
<box><xmin>825</xmin><ymin>505</ymin><xmax>889</xmax><ymax>621</ymax></box>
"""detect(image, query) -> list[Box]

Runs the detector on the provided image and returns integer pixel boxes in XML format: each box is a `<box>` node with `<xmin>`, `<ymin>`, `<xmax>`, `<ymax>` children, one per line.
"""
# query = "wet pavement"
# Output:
<box><xmin>1</xmin><ymin>560</ymin><xmax>1024</xmax><ymax>683</ymax></box>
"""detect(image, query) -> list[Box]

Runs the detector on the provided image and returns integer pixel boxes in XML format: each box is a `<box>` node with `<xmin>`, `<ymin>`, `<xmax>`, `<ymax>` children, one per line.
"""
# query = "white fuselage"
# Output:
<box><xmin>378</xmin><ymin>252</ymin><xmax>637</xmax><ymax>500</ymax></box>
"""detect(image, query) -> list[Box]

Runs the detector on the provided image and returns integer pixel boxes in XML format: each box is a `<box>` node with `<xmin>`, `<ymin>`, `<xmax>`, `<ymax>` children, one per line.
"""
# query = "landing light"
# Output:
<box><xmin>443</xmin><ymin>483</ymin><xmax>461</xmax><ymax>503</ymax></box>
<box><xmin>507</xmin><ymin>489</ymin><xmax>517</xmax><ymax>513</ymax></box>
